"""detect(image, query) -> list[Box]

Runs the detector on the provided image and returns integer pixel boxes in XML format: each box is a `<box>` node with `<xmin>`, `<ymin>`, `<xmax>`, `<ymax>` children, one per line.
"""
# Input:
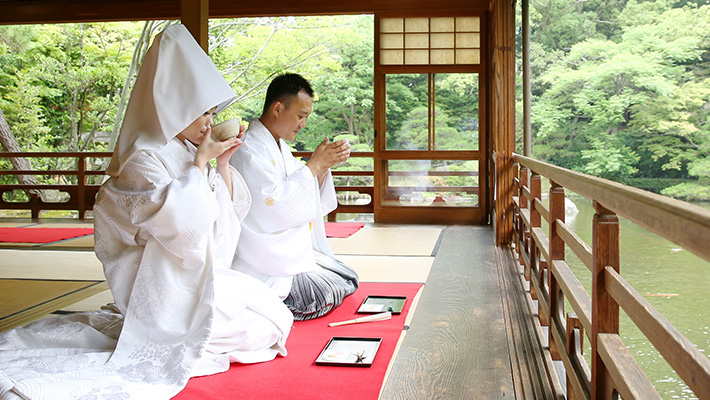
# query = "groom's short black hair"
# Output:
<box><xmin>262</xmin><ymin>73</ymin><xmax>314</xmax><ymax>114</ymax></box>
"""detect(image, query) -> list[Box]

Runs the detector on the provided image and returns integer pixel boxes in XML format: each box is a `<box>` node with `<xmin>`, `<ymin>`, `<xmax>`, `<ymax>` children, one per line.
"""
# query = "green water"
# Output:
<box><xmin>563</xmin><ymin>195</ymin><xmax>710</xmax><ymax>399</ymax></box>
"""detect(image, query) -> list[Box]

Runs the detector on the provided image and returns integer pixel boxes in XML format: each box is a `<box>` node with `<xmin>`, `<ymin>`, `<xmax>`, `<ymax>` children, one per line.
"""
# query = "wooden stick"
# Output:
<box><xmin>328</xmin><ymin>312</ymin><xmax>392</xmax><ymax>327</ymax></box>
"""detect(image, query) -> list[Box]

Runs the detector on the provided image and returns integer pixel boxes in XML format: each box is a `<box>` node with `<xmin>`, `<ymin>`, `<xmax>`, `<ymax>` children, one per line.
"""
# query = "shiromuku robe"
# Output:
<box><xmin>229</xmin><ymin>119</ymin><xmax>358</xmax><ymax>320</ymax></box>
<box><xmin>0</xmin><ymin>138</ymin><xmax>293</xmax><ymax>400</ymax></box>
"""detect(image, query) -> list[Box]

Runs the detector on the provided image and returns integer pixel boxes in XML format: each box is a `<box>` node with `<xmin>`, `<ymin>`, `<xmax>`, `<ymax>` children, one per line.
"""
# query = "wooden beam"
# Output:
<box><xmin>181</xmin><ymin>0</ymin><xmax>209</xmax><ymax>53</ymax></box>
<box><xmin>0</xmin><ymin>0</ymin><xmax>491</xmax><ymax>26</ymax></box>
<box><xmin>597</xmin><ymin>334</ymin><xmax>662</xmax><ymax>399</ymax></box>
<box><xmin>0</xmin><ymin>0</ymin><xmax>180</xmax><ymax>25</ymax></box>
<box><xmin>210</xmin><ymin>0</ymin><xmax>490</xmax><ymax>17</ymax></box>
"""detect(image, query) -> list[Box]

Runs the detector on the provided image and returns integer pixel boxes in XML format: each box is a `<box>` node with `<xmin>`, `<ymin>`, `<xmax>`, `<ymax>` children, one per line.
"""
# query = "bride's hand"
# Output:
<box><xmin>193</xmin><ymin>130</ymin><xmax>242</xmax><ymax>173</ymax></box>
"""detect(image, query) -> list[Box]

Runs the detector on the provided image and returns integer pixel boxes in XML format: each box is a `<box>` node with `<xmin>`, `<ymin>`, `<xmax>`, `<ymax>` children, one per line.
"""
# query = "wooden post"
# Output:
<box><xmin>181</xmin><ymin>0</ymin><xmax>209</xmax><ymax>53</ymax></box>
<box><xmin>591</xmin><ymin>201</ymin><xmax>620</xmax><ymax>399</ymax></box>
<box><xmin>530</xmin><ymin>172</ymin><xmax>543</xmax><ymax>317</ymax></box>
<box><xmin>518</xmin><ymin>166</ymin><xmax>528</xmax><ymax>274</ymax></box>
<box><xmin>566</xmin><ymin>313</ymin><xmax>586</xmax><ymax>400</ymax></box>
<box><xmin>30</xmin><ymin>192</ymin><xmax>40</xmax><ymax>220</ymax></box>
<box><xmin>548</xmin><ymin>181</ymin><xmax>564</xmax><ymax>359</ymax></box>
<box><xmin>512</xmin><ymin>162</ymin><xmax>520</xmax><ymax>254</ymax></box>
<box><xmin>77</xmin><ymin>154</ymin><xmax>86</xmax><ymax>219</ymax></box>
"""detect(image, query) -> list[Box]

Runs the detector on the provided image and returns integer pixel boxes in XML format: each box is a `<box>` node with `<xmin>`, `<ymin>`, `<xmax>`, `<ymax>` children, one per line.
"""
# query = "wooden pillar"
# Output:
<box><xmin>181</xmin><ymin>0</ymin><xmax>209</xmax><ymax>53</ymax></box>
<box><xmin>548</xmin><ymin>181</ymin><xmax>564</xmax><ymax>360</ymax></box>
<box><xmin>492</xmin><ymin>0</ymin><xmax>516</xmax><ymax>245</ymax></box>
<box><xmin>522</xmin><ymin>0</ymin><xmax>531</xmax><ymax>156</ymax></box>
<box><xmin>591</xmin><ymin>201</ymin><xmax>620</xmax><ymax>399</ymax></box>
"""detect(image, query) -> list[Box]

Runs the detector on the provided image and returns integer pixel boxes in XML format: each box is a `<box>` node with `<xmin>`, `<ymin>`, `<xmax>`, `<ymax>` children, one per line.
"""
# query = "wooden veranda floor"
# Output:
<box><xmin>0</xmin><ymin>220</ymin><xmax>558</xmax><ymax>399</ymax></box>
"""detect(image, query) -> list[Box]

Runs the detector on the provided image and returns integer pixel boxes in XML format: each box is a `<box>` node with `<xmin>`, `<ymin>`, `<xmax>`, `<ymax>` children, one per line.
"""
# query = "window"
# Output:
<box><xmin>379</xmin><ymin>17</ymin><xmax>481</xmax><ymax>66</ymax></box>
<box><xmin>385</xmin><ymin>73</ymin><xmax>479</xmax><ymax>151</ymax></box>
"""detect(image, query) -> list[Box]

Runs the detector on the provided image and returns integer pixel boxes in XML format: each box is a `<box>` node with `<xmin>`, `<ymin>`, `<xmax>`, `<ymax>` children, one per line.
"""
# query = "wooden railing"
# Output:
<box><xmin>294</xmin><ymin>151</ymin><xmax>375</xmax><ymax>219</ymax></box>
<box><xmin>1</xmin><ymin>151</ymin><xmax>378</xmax><ymax>220</ymax></box>
<box><xmin>0</xmin><ymin>152</ymin><xmax>113</xmax><ymax>219</ymax></box>
<box><xmin>2</xmin><ymin>151</ymin><xmax>483</xmax><ymax>220</ymax></box>
<box><xmin>511</xmin><ymin>153</ymin><xmax>710</xmax><ymax>400</ymax></box>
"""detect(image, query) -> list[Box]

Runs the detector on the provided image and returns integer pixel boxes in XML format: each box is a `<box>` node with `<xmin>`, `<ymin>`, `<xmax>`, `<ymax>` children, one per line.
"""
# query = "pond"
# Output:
<box><xmin>565</xmin><ymin>196</ymin><xmax>710</xmax><ymax>399</ymax></box>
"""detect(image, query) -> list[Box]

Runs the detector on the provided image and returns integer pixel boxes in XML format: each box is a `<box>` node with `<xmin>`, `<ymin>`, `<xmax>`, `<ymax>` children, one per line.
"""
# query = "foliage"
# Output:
<box><xmin>662</xmin><ymin>181</ymin><xmax>710</xmax><ymax>201</ymax></box>
<box><xmin>621</xmin><ymin>177</ymin><xmax>689</xmax><ymax>193</ymax></box>
<box><xmin>2</xmin><ymin>4</ymin><xmax>710</xmax><ymax>202</ymax></box>
<box><xmin>521</xmin><ymin>0</ymin><xmax>710</xmax><ymax>200</ymax></box>
<box><xmin>0</xmin><ymin>22</ymin><xmax>142</xmax><ymax>162</ymax></box>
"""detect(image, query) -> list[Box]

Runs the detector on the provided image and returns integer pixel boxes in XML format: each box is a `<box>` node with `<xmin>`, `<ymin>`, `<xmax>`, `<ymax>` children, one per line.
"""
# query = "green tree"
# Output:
<box><xmin>529</xmin><ymin>1</ymin><xmax>710</xmax><ymax>190</ymax></box>
<box><xmin>32</xmin><ymin>23</ymin><xmax>142</xmax><ymax>153</ymax></box>
<box><xmin>209</xmin><ymin>16</ymin><xmax>343</xmax><ymax>127</ymax></box>
<box><xmin>310</xmin><ymin>16</ymin><xmax>374</xmax><ymax>148</ymax></box>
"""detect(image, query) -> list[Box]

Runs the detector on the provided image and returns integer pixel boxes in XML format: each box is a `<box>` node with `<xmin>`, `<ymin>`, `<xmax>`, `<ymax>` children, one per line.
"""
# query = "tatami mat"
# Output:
<box><xmin>0</xmin><ymin>222</ymin><xmax>33</xmax><ymax>228</ymax></box>
<box><xmin>35</xmin><ymin>234</ymin><xmax>94</xmax><ymax>249</ymax></box>
<box><xmin>1</xmin><ymin>249</ymin><xmax>105</xmax><ymax>280</ymax></box>
<box><xmin>0</xmin><ymin>224</ymin><xmax>440</xmax><ymax>323</ymax></box>
<box><xmin>0</xmin><ymin>279</ymin><xmax>108</xmax><ymax>332</ymax></box>
<box><xmin>328</xmin><ymin>226</ymin><xmax>443</xmax><ymax>256</ymax></box>
<box><xmin>338</xmin><ymin>255</ymin><xmax>433</xmax><ymax>283</ymax></box>
<box><xmin>61</xmin><ymin>290</ymin><xmax>115</xmax><ymax>312</ymax></box>
<box><xmin>0</xmin><ymin>235</ymin><xmax>95</xmax><ymax>250</ymax></box>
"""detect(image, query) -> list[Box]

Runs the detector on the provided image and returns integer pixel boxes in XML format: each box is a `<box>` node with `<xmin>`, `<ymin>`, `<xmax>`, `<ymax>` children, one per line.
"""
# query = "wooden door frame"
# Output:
<box><xmin>372</xmin><ymin>13</ymin><xmax>489</xmax><ymax>225</ymax></box>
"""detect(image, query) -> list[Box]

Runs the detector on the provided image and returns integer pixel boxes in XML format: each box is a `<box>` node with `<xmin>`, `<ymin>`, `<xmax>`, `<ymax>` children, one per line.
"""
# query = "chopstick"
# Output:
<box><xmin>328</xmin><ymin>311</ymin><xmax>392</xmax><ymax>327</ymax></box>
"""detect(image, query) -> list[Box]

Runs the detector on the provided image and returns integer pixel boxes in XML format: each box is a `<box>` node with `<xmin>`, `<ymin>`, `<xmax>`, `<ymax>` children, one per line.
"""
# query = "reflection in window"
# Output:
<box><xmin>434</xmin><ymin>73</ymin><xmax>479</xmax><ymax>151</ymax></box>
<box><xmin>383</xmin><ymin>159</ymin><xmax>479</xmax><ymax>207</ymax></box>
<box><xmin>385</xmin><ymin>73</ymin><xmax>479</xmax><ymax>151</ymax></box>
<box><xmin>385</xmin><ymin>74</ymin><xmax>428</xmax><ymax>150</ymax></box>
<box><xmin>332</xmin><ymin>157</ymin><xmax>374</xmax><ymax>206</ymax></box>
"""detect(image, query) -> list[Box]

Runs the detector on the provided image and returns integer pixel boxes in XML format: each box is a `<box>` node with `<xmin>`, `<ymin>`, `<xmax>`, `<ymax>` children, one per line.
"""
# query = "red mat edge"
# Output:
<box><xmin>174</xmin><ymin>282</ymin><xmax>424</xmax><ymax>400</ymax></box>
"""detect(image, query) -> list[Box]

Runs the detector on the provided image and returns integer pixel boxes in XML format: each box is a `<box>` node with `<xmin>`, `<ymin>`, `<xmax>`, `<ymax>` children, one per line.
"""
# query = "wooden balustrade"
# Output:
<box><xmin>2</xmin><ymin>151</ymin><xmax>477</xmax><ymax>220</ymax></box>
<box><xmin>511</xmin><ymin>153</ymin><xmax>710</xmax><ymax>400</ymax></box>
<box><xmin>1</xmin><ymin>151</ymin><xmax>380</xmax><ymax>219</ymax></box>
<box><xmin>0</xmin><ymin>152</ymin><xmax>113</xmax><ymax>219</ymax></box>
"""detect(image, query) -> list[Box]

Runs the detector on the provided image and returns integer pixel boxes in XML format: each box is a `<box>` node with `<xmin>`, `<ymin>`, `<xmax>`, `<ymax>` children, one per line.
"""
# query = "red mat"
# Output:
<box><xmin>0</xmin><ymin>227</ymin><xmax>94</xmax><ymax>243</ymax></box>
<box><xmin>0</xmin><ymin>223</ymin><xmax>357</xmax><ymax>243</ymax></box>
<box><xmin>174</xmin><ymin>282</ymin><xmax>423</xmax><ymax>400</ymax></box>
<box><xmin>324</xmin><ymin>222</ymin><xmax>365</xmax><ymax>238</ymax></box>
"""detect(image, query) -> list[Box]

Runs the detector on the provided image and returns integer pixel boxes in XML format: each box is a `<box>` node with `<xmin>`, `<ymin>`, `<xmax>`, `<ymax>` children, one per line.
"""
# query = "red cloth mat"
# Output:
<box><xmin>175</xmin><ymin>282</ymin><xmax>423</xmax><ymax>400</ymax></box>
<box><xmin>0</xmin><ymin>227</ymin><xmax>94</xmax><ymax>243</ymax></box>
<box><xmin>324</xmin><ymin>222</ymin><xmax>365</xmax><ymax>238</ymax></box>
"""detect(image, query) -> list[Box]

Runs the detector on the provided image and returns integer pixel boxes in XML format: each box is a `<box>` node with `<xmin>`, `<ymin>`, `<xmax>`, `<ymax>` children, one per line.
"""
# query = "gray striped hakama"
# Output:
<box><xmin>284</xmin><ymin>250</ymin><xmax>359</xmax><ymax>320</ymax></box>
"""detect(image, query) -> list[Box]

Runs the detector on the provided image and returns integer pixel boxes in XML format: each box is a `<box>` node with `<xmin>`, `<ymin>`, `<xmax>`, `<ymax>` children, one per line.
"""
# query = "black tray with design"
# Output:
<box><xmin>315</xmin><ymin>336</ymin><xmax>382</xmax><ymax>367</ymax></box>
<box><xmin>357</xmin><ymin>295</ymin><xmax>406</xmax><ymax>314</ymax></box>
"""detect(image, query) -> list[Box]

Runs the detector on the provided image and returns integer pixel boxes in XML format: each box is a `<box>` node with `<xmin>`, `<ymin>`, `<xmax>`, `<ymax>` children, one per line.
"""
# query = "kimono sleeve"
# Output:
<box><xmin>112</xmin><ymin>151</ymin><xmax>220</xmax><ymax>269</ymax></box>
<box><xmin>233</xmin><ymin>142</ymin><xmax>320</xmax><ymax>233</ymax></box>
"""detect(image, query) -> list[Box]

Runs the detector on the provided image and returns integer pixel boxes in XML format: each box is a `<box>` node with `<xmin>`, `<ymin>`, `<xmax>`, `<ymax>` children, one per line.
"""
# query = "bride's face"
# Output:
<box><xmin>176</xmin><ymin>106</ymin><xmax>218</xmax><ymax>145</ymax></box>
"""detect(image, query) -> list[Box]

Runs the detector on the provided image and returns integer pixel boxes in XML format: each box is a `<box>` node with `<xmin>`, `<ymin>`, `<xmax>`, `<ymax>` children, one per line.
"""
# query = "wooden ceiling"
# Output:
<box><xmin>0</xmin><ymin>0</ymin><xmax>493</xmax><ymax>25</ymax></box>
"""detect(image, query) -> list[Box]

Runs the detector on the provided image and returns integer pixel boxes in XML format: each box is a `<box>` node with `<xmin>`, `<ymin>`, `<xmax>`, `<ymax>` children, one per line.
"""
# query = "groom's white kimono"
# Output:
<box><xmin>230</xmin><ymin>119</ymin><xmax>358</xmax><ymax>320</ymax></box>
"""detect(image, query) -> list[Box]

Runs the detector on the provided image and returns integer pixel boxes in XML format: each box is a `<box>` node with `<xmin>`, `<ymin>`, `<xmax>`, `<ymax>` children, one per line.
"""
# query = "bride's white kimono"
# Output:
<box><xmin>0</xmin><ymin>24</ymin><xmax>292</xmax><ymax>400</ymax></box>
<box><xmin>0</xmin><ymin>139</ymin><xmax>292</xmax><ymax>400</ymax></box>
